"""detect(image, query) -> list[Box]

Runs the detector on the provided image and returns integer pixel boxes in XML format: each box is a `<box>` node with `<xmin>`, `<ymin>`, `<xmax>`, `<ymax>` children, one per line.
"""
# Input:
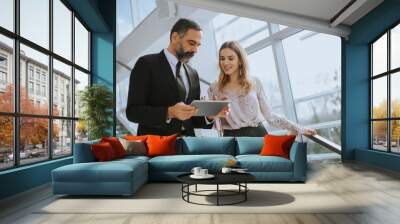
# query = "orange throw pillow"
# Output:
<box><xmin>101</xmin><ymin>137</ymin><xmax>126</xmax><ymax>158</ymax></box>
<box><xmin>146</xmin><ymin>134</ymin><xmax>177</xmax><ymax>157</ymax></box>
<box><xmin>124</xmin><ymin>135</ymin><xmax>148</xmax><ymax>142</ymax></box>
<box><xmin>259</xmin><ymin>135</ymin><xmax>296</xmax><ymax>159</ymax></box>
<box><xmin>91</xmin><ymin>142</ymin><xmax>117</xmax><ymax>161</ymax></box>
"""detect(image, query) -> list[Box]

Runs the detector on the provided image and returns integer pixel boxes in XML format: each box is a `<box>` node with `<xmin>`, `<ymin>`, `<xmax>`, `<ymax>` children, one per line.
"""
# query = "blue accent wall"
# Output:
<box><xmin>343</xmin><ymin>0</ymin><xmax>400</xmax><ymax>171</ymax></box>
<box><xmin>0</xmin><ymin>0</ymin><xmax>116</xmax><ymax>200</ymax></box>
<box><xmin>0</xmin><ymin>158</ymin><xmax>72</xmax><ymax>199</ymax></box>
<box><xmin>92</xmin><ymin>33</ymin><xmax>114</xmax><ymax>87</ymax></box>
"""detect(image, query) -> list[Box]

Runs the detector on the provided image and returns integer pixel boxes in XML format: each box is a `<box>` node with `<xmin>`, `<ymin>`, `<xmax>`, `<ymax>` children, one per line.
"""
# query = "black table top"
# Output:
<box><xmin>177</xmin><ymin>172</ymin><xmax>255</xmax><ymax>185</ymax></box>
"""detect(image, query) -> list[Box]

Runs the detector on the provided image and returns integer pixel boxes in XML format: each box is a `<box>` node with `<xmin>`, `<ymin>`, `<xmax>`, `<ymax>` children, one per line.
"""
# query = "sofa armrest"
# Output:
<box><xmin>289</xmin><ymin>142</ymin><xmax>307</xmax><ymax>181</ymax></box>
<box><xmin>73</xmin><ymin>140</ymin><xmax>100</xmax><ymax>163</ymax></box>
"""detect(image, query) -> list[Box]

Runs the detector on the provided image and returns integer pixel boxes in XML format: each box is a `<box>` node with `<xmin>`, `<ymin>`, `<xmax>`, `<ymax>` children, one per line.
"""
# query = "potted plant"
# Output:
<box><xmin>79</xmin><ymin>84</ymin><xmax>113</xmax><ymax>140</ymax></box>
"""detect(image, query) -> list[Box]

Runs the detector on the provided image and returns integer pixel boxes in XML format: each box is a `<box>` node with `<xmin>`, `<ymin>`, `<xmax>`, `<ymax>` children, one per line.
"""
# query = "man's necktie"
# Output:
<box><xmin>175</xmin><ymin>61</ymin><xmax>186</xmax><ymax>102</ymax></box>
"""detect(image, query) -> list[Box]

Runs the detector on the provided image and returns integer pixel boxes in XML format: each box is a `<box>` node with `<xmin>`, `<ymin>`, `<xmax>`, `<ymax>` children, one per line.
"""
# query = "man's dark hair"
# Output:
<box><xmin>170</xmin><ymin>18</ymin><xmax>201</xmax><ymax>40</ymax></box>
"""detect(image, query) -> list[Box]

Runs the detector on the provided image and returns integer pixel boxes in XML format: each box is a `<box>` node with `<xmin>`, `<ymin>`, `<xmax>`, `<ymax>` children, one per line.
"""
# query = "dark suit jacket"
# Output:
<box><xmin>126</xmin><ymin>50</ymin><xmax>209</xmax><ymax>136</ymax></box>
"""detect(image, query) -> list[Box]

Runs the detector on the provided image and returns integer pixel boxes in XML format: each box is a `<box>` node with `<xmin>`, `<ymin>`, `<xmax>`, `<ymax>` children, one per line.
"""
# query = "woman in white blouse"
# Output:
<box><xmin>208</xmin><ymin>41</ymin><xmax>317</xmax><ymax>137</ymax></box>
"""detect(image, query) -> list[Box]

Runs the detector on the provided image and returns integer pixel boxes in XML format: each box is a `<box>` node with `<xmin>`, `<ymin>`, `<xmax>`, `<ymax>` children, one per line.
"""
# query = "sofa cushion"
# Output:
<box><xmin>235</xmin><ymin>137</ymin><xmax>264</xmax><ymax>155</ymax></box>
<box><xmin>52</xmin><ymin>159</ymin><xmax>147</xmax><ymax>183</ymax></box>
<box><xmin>91</xmin><ymin>142</ymin><xmax>118</xmax><ymax>161</ymax></box>
<box><xmin>236</xmin><ymin>155</ymin><xmax>293</xmax><ymax>172</ymax></box>
<box><xmin>147</xmin><ymin>134</ymin><xmax>177</xmax><ymax>157</ymax></box>
<box><xmin>115</xmin><ymin>155</ymin><xmax>150</xmax><ymax>164</ymax></box>
<box><xmin>101</xmin><ymin>137</ymin><xmax>127</xmax><ymax>158</ymax></box>
<box><xmin>124</xmin><ymin>135</ymin><xmax>148</xmax><ymax>142</ymax></box>
<box><xmin>260</xmin><ymin>135</ymin><xmax>296</xmax><ymax>159</ymax></box>
<box><xmin>148</xmin><ymin>154</ymin><xmax>235</xmax><ymax>172</ymax></box>
<box><xmin>177</xmin><ymin>137</ymin><xmax>235</xmax><ymax>155</ymax></box>
<box><xmin>119</xmin><ymin>138</ymin><xmax>147</xmax><ymax>156</ymax></box>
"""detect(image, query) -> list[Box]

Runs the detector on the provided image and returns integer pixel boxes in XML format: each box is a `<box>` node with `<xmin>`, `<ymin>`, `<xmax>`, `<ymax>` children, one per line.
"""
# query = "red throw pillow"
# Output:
<box><xmin>91</xmin><ymin>142</ymin><xmax>117</xmax><ymax>161</ymax></box>
<box><xmin>146</xmin><ymin>134</ymin><xmax>177</xmax><ymax>157</ymax></box>
<box><xmin>259</xmin><ymin>135</ymin><xmax>296</xmax><ymax>159</ymax></box>
<box><xmin>101</xmin><ymin>137</ymin><xmax>126</xmax><ymax>158</ymax></box>
<box><xmin>124</xmin><ymin>135</ymin><xmax>148</xmax><ymax>142</ymax></box>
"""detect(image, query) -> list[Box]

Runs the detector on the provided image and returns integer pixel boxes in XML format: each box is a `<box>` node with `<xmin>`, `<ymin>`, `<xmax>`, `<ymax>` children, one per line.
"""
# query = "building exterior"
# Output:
<box><xmin>0</xmin><ymin>41</ymin><xmax>77</xmax><ymax>152</ymax></box>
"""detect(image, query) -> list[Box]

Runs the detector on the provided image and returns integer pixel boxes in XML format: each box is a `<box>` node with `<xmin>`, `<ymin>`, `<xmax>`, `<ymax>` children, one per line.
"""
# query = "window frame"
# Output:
<box><xmin>0</xmin><ymin>0</ymin><xmax>92</xmax><ymax>171</ymax></box>
<box><xmin>370</xmin><ymin>20</ymin><xmax>400</xmax><ymax>154</ymax></box>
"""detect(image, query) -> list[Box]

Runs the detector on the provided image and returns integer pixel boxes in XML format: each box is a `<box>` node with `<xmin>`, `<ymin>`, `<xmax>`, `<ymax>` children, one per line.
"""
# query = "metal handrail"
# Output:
<box><xmin>306</xmin><ymin>134</ymin><xmax>341</xmax><ymax>154</ymax></box>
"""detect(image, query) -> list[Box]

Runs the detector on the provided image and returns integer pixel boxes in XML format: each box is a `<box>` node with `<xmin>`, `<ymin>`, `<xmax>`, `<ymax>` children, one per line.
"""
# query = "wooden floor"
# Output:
<box><xmin>1</xmin><ymin>160</ymin><xmax>400</xmax><ymax>224</ymax></box>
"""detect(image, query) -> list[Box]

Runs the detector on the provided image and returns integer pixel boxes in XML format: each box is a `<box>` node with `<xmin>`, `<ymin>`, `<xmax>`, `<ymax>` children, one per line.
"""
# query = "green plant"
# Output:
<box><xmin>79</xmin><ymin>84</ymin><xmax>113</xmax><ymax>140</ymax></box>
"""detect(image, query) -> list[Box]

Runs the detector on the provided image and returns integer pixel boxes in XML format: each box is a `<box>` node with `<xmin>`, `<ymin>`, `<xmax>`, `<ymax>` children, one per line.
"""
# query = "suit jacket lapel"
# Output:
<box><xmin>159</xmin><ymin>51</ymin><xmax>179</xmax><ymax>100</ymax></box>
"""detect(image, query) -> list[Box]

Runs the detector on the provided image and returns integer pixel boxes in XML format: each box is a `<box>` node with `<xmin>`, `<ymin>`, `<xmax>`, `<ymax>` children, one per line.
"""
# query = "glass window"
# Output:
<box><xmin>283</xmin><ymin>31</ymin><xmax>341</xmax><ymax>99</ymax></box>
<box><xmin>372</xmin><ymin>33</ymin><xmax>387</xmax><ymax>76</ymax></box>
<box><xmin>0</xmin><ymin>116</ymin><xmax>14</xmax><ymax>170</ymax></box>
<box><xmin>42</xmin><ymin>85</ymin><xmax>46</xmax><ymax>96</ymax></box>
<box><xmin>28</xmin><ymin>81</ymin><xmax>34</xmax><ymax>93</ymax></box>
<box><xmin>53</xmin><ymin>59</ymin><xmax>72</xmax><ymax>117</ymax></box>
<box><xmin>36</xmin><ymin>84</ymin><xmax>40</xmax><ymax>95</ymax></box>
<box><xmin>74</xmin><ymin>69</ymin><xmax>89</xmax><ymax>118</ymax></box>
<box><xmin>0</xmin><ymin>55</ymin><xmax>7</xmax><ymax>67</ymax></box>
<box><xmin>279</xmin><ymin>24</ymin><xmax>288</xmax><ymax>31</ymax></box>
<box><xmin>371</xmin><ymin>25</ymin><xmax>400</xmax><ymax>153</ymax></box>
<box><xmin>372</xmin><ymin>121</ymin><xmax>388</xmax><ymax>151</ymax></box>
<box><xmin>372</xmin><ymin>76</ymin><xmax>387</xmax><ymax>119</ymax></box>
<box><xmin>74</xmin><ymin>18</ymin><xmax>89</xmax><ymax>70</ymax></box>
<box><xmin>35</xmin><ymin>70</ymin><xmax>40</xmax><ymax>80</ymax></box>
<box><xmin>116</xmin><ymin>0</ymin><xmax>156</xmax><ymax>43</ymax></box>
<box><xmin>0</xmin><ymin>0</ymin><xmax>91</xmax><ymax>169</ymax></box>
<box><xmin>20</xmin><ymin>0</ymin><xmax>49</xmax><ymax>49</ymax></box>
<box><xmin>391</xmin><ymin>120</ymin><xmax>400</xmax><ymax>153</ymax></box>
<box><xmin>0</xmin><ymin>71</ymin><xmax>6</xmax><ymax>84</ymax></box>
<box><xmin>19</xmin><ymin>117</ymin><xmax>49</xmax><ymax>165</ymax></box>
<box><xmin>75</xmin><ymin>120</ymin><xmax>88</xmax><ymax>143</ymax></box>
<box><xmin>391</xmin><ymin>24</ymin><xmax>400</xmax><ymax>70</ymax></box>
<box><xmin>53</xmin><ymin>119</ymin><xmax>72</xmax><ymax>158</ymax></box>
<box><xmin>213</xmin><ymin>15</ymin><xmax>269</xmax><ymax>49</ymax></box>
<box><xmin>20</xmin><ymin>44</ymin><xmax>49</xmax><ymax>115</ymax></box>
<box><xmin>296</xmin><ymin>92</ymin><xmax>341</xmax><ymax>125</ymax></box>
<box><xmin>28</xmin><ymin>67</ymin><xmax>34</xmax><ymax>79</ymax></box>
<box><xmin>53</xmin><ymin>0</ymin><xmax>72</xmax><ymax>60</ymax></box>
<box><xmin>247</xmin><ymin>46</ymin><xmax>282</xmax><ymax>107</ymax></box>
<box><xmin>0</xmin><ymin>0</ymin><xmax>14</xmax><ymax>31</ymax></box>
<box><xmin>391</xmin><ymin>72</ymin><xmax>400</xmax><ymax>118</ymax></box>
<box><xmin>131</xmin><ymin>0</ymin><xmax>157</xmax><ymax>26</ymax></box>
<box><xmin>0</xmin><ymin>35</ymin><xmax>14</xmax><ymax>113</ymax></box>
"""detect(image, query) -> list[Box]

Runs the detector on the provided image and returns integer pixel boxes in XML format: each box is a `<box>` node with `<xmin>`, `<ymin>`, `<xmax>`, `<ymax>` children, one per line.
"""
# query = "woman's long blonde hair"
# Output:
<box><xmin>217</xmin><ymin>41</ymin><xmax>252</xmax><ymax>94</ymax></box>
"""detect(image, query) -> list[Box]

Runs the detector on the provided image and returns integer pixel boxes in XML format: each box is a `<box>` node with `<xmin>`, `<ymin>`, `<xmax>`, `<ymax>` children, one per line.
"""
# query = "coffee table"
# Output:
<box><xmin>177</xmin><ymin>172</ymin><xmax>255</xmax><ymax>206</ymax></box>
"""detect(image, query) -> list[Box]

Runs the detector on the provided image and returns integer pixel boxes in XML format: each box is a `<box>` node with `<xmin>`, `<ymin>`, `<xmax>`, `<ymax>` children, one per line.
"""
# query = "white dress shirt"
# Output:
<box><xmin>163</xmin><ymin>49</ymin><xmax>190</xmax><ymax>100</ymax></box>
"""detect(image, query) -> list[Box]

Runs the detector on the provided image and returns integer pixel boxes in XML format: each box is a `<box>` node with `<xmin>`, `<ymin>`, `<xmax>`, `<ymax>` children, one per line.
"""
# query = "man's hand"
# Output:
<box><xmin>167</xmin><ymin>102</ymin><xmax>198</xmax><ymax>121</ymax></box>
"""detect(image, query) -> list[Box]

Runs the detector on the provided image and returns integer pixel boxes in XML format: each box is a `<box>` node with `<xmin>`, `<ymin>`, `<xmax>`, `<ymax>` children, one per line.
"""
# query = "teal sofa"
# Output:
<box><xmin>52</xmin><ymin>137</ymin><xmax>307</xmax><ymax>196</ymax></box>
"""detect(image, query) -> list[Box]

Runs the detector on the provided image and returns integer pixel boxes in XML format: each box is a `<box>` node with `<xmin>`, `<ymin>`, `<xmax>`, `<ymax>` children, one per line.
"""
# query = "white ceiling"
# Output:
<box><xmin>226</xmin><ymin>0</ymin><xmax>352</xmax><ymax>23</ymax></box>
<box><xmin>171</xmin><ymin>0</ymin><xmax>384</xmax><ymax>37</ymax></box>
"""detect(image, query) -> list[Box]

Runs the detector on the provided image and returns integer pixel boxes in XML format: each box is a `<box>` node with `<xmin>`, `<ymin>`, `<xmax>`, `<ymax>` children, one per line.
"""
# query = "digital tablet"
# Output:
<box><xmin>190</xmin><ymin>100</ymin><xmax>230</xmax><ymax>116</ymax></box>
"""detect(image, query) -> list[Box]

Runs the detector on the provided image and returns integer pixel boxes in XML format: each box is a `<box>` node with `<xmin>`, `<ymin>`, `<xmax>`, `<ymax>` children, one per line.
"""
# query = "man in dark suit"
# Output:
<box><xmin>126</xmin><ymin>18</ymin><xmax>217</xmax><ymax>136</ymax></box>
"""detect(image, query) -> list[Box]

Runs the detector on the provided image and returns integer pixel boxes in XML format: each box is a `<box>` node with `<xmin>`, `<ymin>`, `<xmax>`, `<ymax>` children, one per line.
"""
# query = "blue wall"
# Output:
<box><xmin>92</xmin><ymin>32</ymin><xmax>115</xmax><ymax>136</ymax></box>
<box><xmin>343</xmin><ymin>0</ymin><xmax>400</xmax><ymax>171</ymax></box>
<box><xmin>0</xmin><ymin>0</ymin><xmax>116</xmax><ymax>200</ymax></box>
<box><xmin>0</xmin><ymin>158</ymin><xmax>72</xmax><ymax>199</ymax></box>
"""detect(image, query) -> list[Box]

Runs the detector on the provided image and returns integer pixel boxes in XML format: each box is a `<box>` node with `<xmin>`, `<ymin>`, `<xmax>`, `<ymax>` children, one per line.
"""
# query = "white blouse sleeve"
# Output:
<box><xmin>255</xmin><ymin>78</ymin><xmax>305</xmax><ymax>134</ymax></box>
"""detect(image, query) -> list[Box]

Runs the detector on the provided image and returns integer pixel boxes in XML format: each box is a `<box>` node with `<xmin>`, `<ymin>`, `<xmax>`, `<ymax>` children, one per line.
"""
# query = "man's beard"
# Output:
<box><xmin>176</xmin><ymin>43</ymin><xmax>194</xmax><ymax>62</ymax></box>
